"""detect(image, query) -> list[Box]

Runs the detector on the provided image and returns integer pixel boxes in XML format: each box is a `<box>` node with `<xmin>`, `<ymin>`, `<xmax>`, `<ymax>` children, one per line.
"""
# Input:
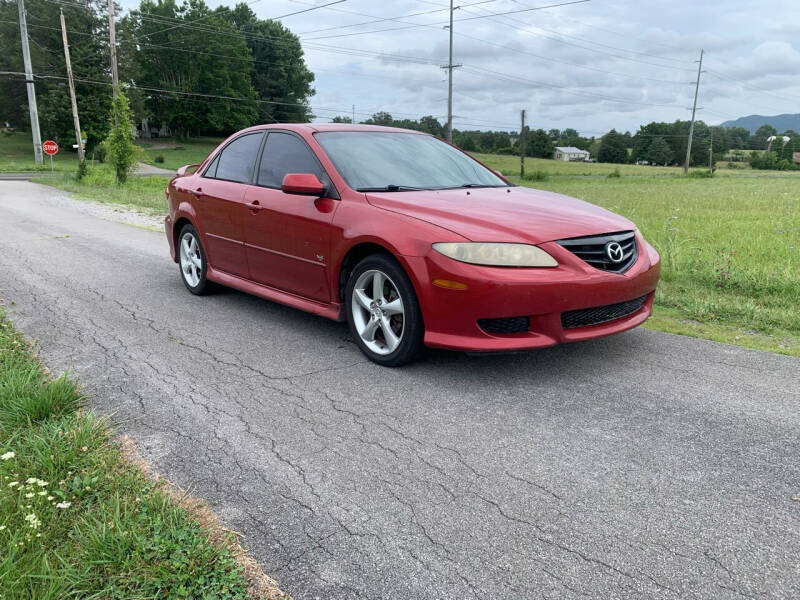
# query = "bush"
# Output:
<box><xmin>75</xmin><ymin>159</ymin><xmax>87</xmax><ymax>181</ymax></box>
<box><xmin>523</xmin><ymin>170</ymin><xmax>549</xmax><ymax>182</ymax></box>
<box><xmin>688</xmin><ymin>169</ymin><xmax>714</xmax><ymax>178</ymax></box>
<box><xmin>94</xmin><ymin>142</ymin><xmax>107</xmax><ymax>164</ymax></box>
<box><xmin>607</xmin><ymin>168</ymin><xmax>621</xmax><ymax>178</ymax></box>
<box><xmin>105</xmin><ymin>91</ymin><xmax>138</xmax><ymax>184</ymax></box>
<box><xmin>154</xmin><ymin>154</ymin><xmax>165</xmax><ymax>164</ymax></box>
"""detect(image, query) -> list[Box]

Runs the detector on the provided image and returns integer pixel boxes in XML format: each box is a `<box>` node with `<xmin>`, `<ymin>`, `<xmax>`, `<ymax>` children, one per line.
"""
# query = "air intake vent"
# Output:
<box><xmin>478</xmin><ymin>316</ymin><xmax>530</xmax><ymax>335</ymax></box>
<box><xmin>561</xmin><ymin>295</ymin><xmax>648</xmax><ymax>329</ymax></box>
<box><xmin>558</xmin><ymin>231</ymin><xmax>637</xmax><ymax>274</ymax></box>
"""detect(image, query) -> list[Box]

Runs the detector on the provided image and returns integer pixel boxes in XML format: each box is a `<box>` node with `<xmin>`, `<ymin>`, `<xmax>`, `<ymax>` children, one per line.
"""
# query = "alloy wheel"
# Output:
<box><xmin>351</xmin><ymin>269</ymin><xmax>405</xmax><ymax>355</ymax></box>
<box><xmin>179</xmin><ymin>231</ymin><xmax>202</xmax><ymax>288</ymax></box>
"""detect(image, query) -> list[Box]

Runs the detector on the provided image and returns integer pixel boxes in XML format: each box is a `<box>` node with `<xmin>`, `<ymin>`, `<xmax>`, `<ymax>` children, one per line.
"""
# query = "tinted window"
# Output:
<box><xmin>213</xmin><ymin>133</ymin><xmax>263</xmax><ymax>183</ymax></box>
<box><xmin>258</xmin><ymin>132</ymin><xmax>324</xmax><ymax>188</ymax></box>
<box><xmin>203</xmin><ymin>154</ymin><xmax>219</xmax><ymax>178</ymax></box>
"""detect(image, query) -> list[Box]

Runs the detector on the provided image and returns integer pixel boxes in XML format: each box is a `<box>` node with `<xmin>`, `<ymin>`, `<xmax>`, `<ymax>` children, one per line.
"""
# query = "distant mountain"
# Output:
<box><xmin>720</xmin><ymin>113</ymin><xmax>800</xmax><ymax>134</ymax></box>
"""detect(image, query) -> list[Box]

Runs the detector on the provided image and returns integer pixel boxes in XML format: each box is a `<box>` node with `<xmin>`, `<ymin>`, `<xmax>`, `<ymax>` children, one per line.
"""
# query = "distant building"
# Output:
<box><xmin>554</xmin><ymin>146</ymin><xmax>590</xmax><ymax>161</ymax></box>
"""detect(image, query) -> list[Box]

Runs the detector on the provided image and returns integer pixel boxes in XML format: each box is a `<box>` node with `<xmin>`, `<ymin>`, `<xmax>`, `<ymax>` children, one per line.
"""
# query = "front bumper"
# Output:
<box><xmin>403</xmin><ymin>233</ymin><xmax>661</xmax><ymax>352</ymax></box>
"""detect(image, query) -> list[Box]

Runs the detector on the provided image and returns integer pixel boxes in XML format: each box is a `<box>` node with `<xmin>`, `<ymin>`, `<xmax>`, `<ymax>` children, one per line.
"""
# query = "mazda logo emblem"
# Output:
<box><xmin>605</xmin><ymin>241</ymin><xmax>624</xmax><ymax>263</ymax></box>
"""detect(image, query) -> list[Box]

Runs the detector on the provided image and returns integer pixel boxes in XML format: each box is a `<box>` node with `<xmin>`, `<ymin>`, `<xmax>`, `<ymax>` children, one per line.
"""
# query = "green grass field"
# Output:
<box><xmin>0</xmin><ymin>312</ymin><xmax>266</xmax><ymax>599</ymax></box>
<box><xmin>0</xmin><ymin>132</ymin><xmax>79</xmax><ymax>173</ymax></box>
<box><xmin>136</xmin><ymin>137</ymin><xmax>220</xmax><ymax>170</ymax></box>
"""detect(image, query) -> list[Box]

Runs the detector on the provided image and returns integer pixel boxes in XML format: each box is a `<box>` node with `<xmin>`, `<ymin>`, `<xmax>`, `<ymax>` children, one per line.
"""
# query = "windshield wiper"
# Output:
<box><xmin>356</xmin><ymin>185</ymin><xmax>426</xmax><ymax>192</ymax></box>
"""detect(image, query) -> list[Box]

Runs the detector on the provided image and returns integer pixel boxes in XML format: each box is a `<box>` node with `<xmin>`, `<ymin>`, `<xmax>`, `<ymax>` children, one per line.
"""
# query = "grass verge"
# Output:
<box><xmin>0</xmin><ymin>311</ymin><xmax>287</xmax><ymax>599</ymax></box>
<box><xmin>31</xmin><ymin>165</ymin><xmax>168</xmax><ymax>216</ymax></box>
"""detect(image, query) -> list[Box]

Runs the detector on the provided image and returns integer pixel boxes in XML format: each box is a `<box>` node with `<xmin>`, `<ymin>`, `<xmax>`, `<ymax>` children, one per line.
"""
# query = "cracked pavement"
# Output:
<box><xmin>1</xmin><ymin>181</ymin><xmax>799</xmax><ymax>599</ymax></box>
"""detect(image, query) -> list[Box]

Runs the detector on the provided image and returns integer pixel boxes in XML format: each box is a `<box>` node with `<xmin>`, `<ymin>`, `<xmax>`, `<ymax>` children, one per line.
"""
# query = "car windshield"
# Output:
<box><xmin>314</xmin><ymin>131</ymin><xmax>508</xmax><ymax>192</ymax></box>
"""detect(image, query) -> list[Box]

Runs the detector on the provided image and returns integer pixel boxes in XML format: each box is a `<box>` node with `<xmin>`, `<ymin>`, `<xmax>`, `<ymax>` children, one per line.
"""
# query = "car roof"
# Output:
<box><xmin>246</xmin><ymin>123</ymin><xmax>426</xmax><ymax>135</ymax></box>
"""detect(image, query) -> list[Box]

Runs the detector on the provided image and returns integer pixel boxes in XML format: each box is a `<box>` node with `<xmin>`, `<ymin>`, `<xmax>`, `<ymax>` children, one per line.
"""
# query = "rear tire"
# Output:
<box><xmin>345</xmin><ymin>254</ymin><xmax>424</xmax><ymax>367</ymax></box>
<box><xmin>178</xmin><ymin>224</ymin><xmax>212</xmax><ymax>295</ymax></box>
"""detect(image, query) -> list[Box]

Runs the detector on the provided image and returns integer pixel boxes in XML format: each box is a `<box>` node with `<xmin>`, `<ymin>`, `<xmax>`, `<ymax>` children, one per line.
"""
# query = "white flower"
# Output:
<box><xmin>47</xmin><ymin>496</ymin><xmax>54</xmax><ymax>501</ymax></box>
<box><xmin>24</xmin><ymin>514</ymin><xmax>40</xmax><ymax>529</ymax></box>
<box><xmin>36</xmin><ymin>480</ymin><xmax>48</xmax><ymax>487</ymax></box>
<box><xmin>0</xmin><ymin>525</ymin><xmax>6</xmax><ymax>530</ymax></box>
<box><xmin>24</xmin><ymin>493</ymin><xmax>34</xmax><ymax>499</ymax></box>
<box><xmin>25</xmin><ymin>478</ymin><xmax>38</xmax><ymax>484</ymax></box>
<box><xmin>55</xmin><ymin>501</ymin><xmax>72</xmax><ymax>509</ymax></box>
<box><xmin>38</xmin><ymin>491</ymin><xmax>47</xmax><ymax>496</ymax></box>
<box><xmin>0</xmin><ymin>451</ymin><xmax>14</xmax><ymax>460</ymax></box>
<box><xmin>7</xmin><ymin>482</ymin><xmax>18</xmax><ymax>488</ymax></box>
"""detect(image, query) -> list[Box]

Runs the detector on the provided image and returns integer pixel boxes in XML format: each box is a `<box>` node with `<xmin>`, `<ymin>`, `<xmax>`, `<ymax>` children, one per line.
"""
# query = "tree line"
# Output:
<box><xmin>0</xmin><ymin>0</ymin><xmax>314</xmax><ymax>152</ymax></box>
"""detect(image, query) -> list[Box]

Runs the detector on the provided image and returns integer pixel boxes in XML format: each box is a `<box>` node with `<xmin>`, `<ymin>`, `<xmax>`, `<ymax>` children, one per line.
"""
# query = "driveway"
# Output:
<box><xmin>1</xmin><ymin>181</ymin><xmax>798</xmax><ymax>599</ymax></box>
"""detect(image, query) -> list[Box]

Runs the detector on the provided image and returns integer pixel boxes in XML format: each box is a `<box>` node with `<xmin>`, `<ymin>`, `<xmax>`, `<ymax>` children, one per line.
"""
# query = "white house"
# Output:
<box><xmin>554</xmin><ymin>146</ymin><xmax>590</xmax><ymax>161</ymax></box>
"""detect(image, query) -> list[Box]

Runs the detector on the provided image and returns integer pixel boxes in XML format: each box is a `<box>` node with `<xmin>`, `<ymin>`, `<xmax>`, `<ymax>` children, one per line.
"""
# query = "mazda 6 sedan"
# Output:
<box><xmin>165</xmin><ymin>124</ymin><xmax>660</xmax><ymax>366</ymax></box>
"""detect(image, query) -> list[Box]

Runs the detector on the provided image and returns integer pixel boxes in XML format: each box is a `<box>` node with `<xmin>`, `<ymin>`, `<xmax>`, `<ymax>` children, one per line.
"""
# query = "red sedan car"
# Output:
<box><xmin>165</xmin><ymin>124</ymin><xmax>660</xmax><ymax>366</ymax></box>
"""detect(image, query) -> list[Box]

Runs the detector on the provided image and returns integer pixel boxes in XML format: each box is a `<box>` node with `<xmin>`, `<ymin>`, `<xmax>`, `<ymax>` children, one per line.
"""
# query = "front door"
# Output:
<box><xmin>243</xmin><ymin>131</ymin><xmax>339</xmax><ymax>302</ymax></box>
<box><xmin>196</xmin><ymin>132</ymin><xmax>263</xmax><ymax>278</ymax></box>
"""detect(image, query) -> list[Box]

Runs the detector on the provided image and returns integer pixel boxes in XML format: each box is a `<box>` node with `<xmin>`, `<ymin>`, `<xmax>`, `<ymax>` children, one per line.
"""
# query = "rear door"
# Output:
<box><xmin>196</xmin><ymin>132</ymin><xmax>263</xmax><ymax>278</ymax></box>
<box><xmin>242</xmin><ymin>131</ymin><xmax>339</xmax><ymax>302</ymax></box>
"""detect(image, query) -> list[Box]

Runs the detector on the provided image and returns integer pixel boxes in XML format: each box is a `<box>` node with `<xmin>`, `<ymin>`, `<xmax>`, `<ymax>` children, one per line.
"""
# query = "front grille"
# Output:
<box><xmin>478</xmin><ymin>316</ymin><xmax>530</xmax><ymax>335</ymax></box>
<box><xmin>558</xmin><ymin>230</ymin><xmax>638</xmax><ymax>274</ymax></box>
<box><xmin>561</xmin><ymin>295</ymin><xmax>648</xmax><ymax>329</ymax></box>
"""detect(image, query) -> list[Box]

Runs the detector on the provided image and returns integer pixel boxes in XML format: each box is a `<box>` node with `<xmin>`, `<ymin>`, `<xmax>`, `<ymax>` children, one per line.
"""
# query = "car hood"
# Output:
<box><xmin>365</xmin><ymin>186</ymin><xmax>635</xmax><ymax>244</ymax></box>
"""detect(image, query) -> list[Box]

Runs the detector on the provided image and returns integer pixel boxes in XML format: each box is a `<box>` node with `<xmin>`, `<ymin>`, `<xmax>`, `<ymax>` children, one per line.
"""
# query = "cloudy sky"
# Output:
<box><xmin>121</xmin><ymin>0</ymin><xmax>800</xmax><ymax>134</ymax></box>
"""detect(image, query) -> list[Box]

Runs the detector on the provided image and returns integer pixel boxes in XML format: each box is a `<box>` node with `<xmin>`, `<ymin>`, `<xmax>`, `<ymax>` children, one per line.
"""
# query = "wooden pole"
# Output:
<box><xmin>108</xmin><ymin>0</ymin><xmax>118</xmax><ymax>98</ymax></box>
<box><xmin>60</xmin><ymin>9</ymin><xmax>84</xmax><ymax>162</ymax></box>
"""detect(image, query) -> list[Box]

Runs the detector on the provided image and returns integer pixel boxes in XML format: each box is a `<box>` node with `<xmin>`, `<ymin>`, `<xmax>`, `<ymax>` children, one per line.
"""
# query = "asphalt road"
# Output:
<box><xmin>1</xmin><ymin>181</ymin><xmax>798</xmax><ymax>599</ymax></box>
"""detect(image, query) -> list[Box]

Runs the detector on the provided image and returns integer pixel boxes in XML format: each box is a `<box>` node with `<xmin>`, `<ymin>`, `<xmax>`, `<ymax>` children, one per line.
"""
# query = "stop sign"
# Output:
<box><xmin>42</xmin><ymin>140</ymin><xmax>59</xmax><ymax>155</ymax></box>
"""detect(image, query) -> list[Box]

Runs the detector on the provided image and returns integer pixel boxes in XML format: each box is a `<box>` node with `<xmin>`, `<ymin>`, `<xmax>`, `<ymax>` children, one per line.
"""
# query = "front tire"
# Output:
<box><xmin>178</xmin><ymin>224</ymin><xmax>212</xmax><ymax>295</ymax></box>
<box><xmin>345</xmin><ymin>254</ymin><xmax>424</xmax><ymax>367</ymax></box>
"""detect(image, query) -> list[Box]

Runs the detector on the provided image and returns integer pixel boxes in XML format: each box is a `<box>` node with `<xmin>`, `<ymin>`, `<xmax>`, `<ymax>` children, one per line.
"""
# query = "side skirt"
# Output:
<box><xmin>206</xmin><ymin>266</ymin><xmax>344</xmax><ymax>322</ymax></box>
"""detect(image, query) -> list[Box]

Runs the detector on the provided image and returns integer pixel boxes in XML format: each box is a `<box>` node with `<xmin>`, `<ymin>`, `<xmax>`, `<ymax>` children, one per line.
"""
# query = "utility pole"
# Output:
<box><xmin>352</xmin><ymin>104</ymin><xmax>355</xmax><ymax>124</ymax></box>
<box><xmin>60</xmin><ymin>9</ymin><xmax>84</xmax><ymax>163</ymax></box>
<box><xmin>17</xmin><ymin>0</ymin><xmax>43</xmax><ymax>164</ymax></box>
<box><xmin>520</xmin><ymin>109</ymin><xmax>526</xmax><ymax>179</ymax></box>
<box><xmin>683</xmin><ymin>48</ymin><xmax>704</xmax><ymax>175</ymax></box>
<box><xmin>709</xmin><ymin>132</ymin><xmax>713</xmax><ymax>170</ymax></box>
<box><xmin>442</xmin><ymin>0</ymin><xmax>461</xmax><ymax>143</ymax></box>
<box><xmin>108</xmin><ymin>0</ymin><xmax>118</xmax><ymax>98</ymax></box>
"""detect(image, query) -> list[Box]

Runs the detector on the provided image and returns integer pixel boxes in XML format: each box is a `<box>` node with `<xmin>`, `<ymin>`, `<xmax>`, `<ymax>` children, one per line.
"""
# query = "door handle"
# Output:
<box><xmin>248</xmin><ymin>200</ymin><xmax>264</xmax><ymax>213</ymax></box>
<box><xmin>190</xmin><ymin>187</ymin><xmax>203</xmax><ymax>196</ymax></box>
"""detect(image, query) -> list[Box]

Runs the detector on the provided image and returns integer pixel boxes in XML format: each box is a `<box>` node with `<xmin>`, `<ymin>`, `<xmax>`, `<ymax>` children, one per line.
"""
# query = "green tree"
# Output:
<box><xmin>598</xmin><ymin>129</ymin><xmax>629</xmax><ymax>163</ymax></box>
<box><xmin>331</xmin><ymin>115</ymin><xmax>353</xmax><ymax>123</ymax></box>
<box><xmin>125</xmin><ymin>0</ymin><xmax>259</xmax><ymax>138</ymax></box>
<box><xmin>364</xmin><ymin>112</ymin><xmax>393</xmax><ymax>126</ymax></box>
<box><xmin>0</xmin><ymin>0</ymin><xmax>112</xmax><ymax>151</ymax></box>
<box><xmin>105</xmin><ymin>91</ymin><xmax>138</xmax><ymax>183</ymax></box>
<box><xmin>644</xmin><ymin>136</ymin><xmax>671</xmax><ymax>165</ymax></box>
<box><xmin>753</xmin><ymin>124</ymin><xmax>778</xmax><ymax>148</ymax></box>
<box><xmin>526</xmin><ymin>128</ymin><xmax>554</xmax><ymax>158</ymax></box>
<box><xmin>226</xmin><ymin>3</ymin><xmax>315</xmax><ymax>123</ymax></box>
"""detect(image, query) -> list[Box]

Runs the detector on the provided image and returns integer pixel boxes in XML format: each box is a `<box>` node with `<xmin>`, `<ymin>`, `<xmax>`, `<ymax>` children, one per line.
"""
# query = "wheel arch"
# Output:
<box><xmin>171</xmin><ymin>216</ymin><xmax>195</xmax><ymax>263</ymax></box>
<box><xmin>336</xmin><ymin>241</ymin><xmax>397</xmax><ymax>303</ymax></box>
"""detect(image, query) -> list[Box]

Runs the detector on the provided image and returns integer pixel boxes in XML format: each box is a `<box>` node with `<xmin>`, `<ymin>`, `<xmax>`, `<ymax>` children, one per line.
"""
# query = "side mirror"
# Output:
<box><xmin>282</xmin><ymin>173</ymin><xmax>325</xmax><ymax>196</ymax></box>
<box><xmin>177</xmin><ymin>163</ymin><xmax>200</xmax><ymax>177</ymax></box>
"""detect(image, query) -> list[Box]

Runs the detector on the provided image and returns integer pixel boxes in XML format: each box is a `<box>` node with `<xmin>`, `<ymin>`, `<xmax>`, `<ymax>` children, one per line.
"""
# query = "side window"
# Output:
<box><xmin>203</xmin><ymin>154</ymin><xmax>219</xmax><ymax>178</ymax></box>
<box><xmin>257</xmin><ymin>132</ymin><xmax>325</xmax><ymax>189</ymax></box>
<box><xmin>212</xmin><ymin>133</ymin><xmax>263</xmax><ymax>183</ymax></box>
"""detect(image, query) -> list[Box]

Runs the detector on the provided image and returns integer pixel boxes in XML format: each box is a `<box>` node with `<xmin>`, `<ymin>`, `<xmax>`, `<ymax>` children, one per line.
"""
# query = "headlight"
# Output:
<box><xmin>432</xmin><ymin>243</ymin><xmax>558</xmax><ymax>267</ymax></box>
